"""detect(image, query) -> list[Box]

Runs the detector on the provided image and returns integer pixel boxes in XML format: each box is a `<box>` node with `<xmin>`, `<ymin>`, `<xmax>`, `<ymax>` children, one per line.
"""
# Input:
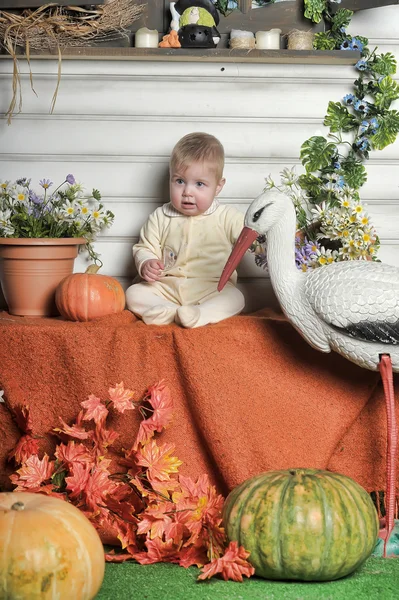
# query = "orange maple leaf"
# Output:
<box><xmin>10</xmin><ymin>454</ymin><xmax>55</xmax><ymax>490</ymax></box>
<box><xmin>105</xmin><ymin>551</ymin><xmax>134</xmax><ymax>563</ymax></box>
<box><xmin>135</xmin><ymin>440</ymin><xmax>182</xmax><ymax>482</ymax></box>
<box><xmin>137</xmin><ymin>501</ymin><xmax>175</xmax><ymax>539</ymax></box>
<box><xmin>81</xmin><ymin>394</ymin><xmax>109</xmax><ymax>425</ymax></box>
<box><xmin>55</xmin><ymin>441</ymin><xmax>94</xmax><ymax>467</ymax></box>
<box><xmin>108</xmin><ymin>382</ymin><xmax>136</xmax><ymax>414</ymax></box>
<box><xmin>8</xmin><ymin>434</ymin><xmax>40</xmax><ymax>465</ymax></box>
<box><xmin>134</xmin><ymin>381</ymin><xmax>173</xmax><ymax>448</ymax></box>
<box><xmin>53</xmin><ymin>411</ymin><xmax>90</xmax><ymax>440</ymax></box>
<box><xmin>179</xmin><ymin>543</ymin><xmax>208</xmax><ymax>568</ymax></box>
<box><xmin>65</xmin><ymin>462</ymin><xmax>90</xmax><ymax>499</ymax></box>
<box><xmin>92</xmin><ymin>420</ymin><xmax>119</xmax><ymax>453</ymax></box>
<box><xmin>197</xmin><ymin>541</ymin><xmax>255</xmax><ymax>582</ymax></box>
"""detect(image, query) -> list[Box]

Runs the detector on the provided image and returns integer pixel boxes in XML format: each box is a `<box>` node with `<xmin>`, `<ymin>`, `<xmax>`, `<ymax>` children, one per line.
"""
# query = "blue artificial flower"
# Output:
<box><xmin>334</xmin><ymin>161</ymin><xmax>341</xmax><ymax>170</ymax></box>
<box><xmin>356</xmin><ymin>136</ymin><xmax>370</xmax><ymax>152</ymax></box>
<box><xmin>343</xmin><ymin>93</ymin><xmax>357</xmax><ymax>106</ymax></box>
<box><xmin>340</xmin><ymin>39</ymin><xmax>351</xmax><ymax>50</ymax></box>
<box><xmin>359</xmin><ymin>120</ymin><xmax>369</xmax><ymax>134</ymax></box>
<box><xmin>336</xmin><ymin>175</ymin><xmax>345</xmax><ymax>188</ymax></box>
<box><xmin>351</xmin><ymin>37</ymin><xmax>364</xmax><ymax>52</ymax></box>
<box><xmin>66</xmin><ymin>174</ymin><xmax>75</xmax><ymax>185</ymax></box>
<box><xmin>369</xmin><ymin>117</ymin><xmax>379</xmax><ymax>134</ymax></box>
<box><xmin>355</xmin><ymin>58</ymin><xmax>368</xmax><ymax>71</ymax></box>
<box><xmin>354</xmin><ymin>99</ymin><xmax>370</xmax><ymax>114</ymax></box>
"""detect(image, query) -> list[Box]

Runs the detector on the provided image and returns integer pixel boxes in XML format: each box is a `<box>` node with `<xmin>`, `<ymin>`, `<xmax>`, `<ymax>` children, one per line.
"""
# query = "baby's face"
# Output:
<box><xmin>170</xmin><ymin>161</ymin><xmax>225</xmax><ymax>217</ymax></box>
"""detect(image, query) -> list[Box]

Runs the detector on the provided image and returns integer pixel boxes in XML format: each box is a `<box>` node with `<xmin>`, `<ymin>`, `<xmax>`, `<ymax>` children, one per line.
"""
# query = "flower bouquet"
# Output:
<box><xmin>0</xmin><ymin>175</ymin><xmax>114</xmax><ymax>264</ymax></box>
<box><xmin>0</xmin><ymin>175</ymin><xmax>115</xmax><ymax>316</ymax></box>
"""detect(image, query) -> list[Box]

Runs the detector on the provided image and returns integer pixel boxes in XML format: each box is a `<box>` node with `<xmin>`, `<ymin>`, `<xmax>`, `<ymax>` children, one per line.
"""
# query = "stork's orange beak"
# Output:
<box><xmin>218</xmin><ymin>227</ymin><xmax>259</xmax><ymax>292</ymax></box>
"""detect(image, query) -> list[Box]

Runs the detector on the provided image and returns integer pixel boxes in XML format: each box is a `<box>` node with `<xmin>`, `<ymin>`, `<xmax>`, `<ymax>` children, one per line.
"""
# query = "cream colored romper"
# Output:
<box><xmin>125</xmin><ymin>199</ymin><xmax>245</xmax><ymax>327</ymax></box>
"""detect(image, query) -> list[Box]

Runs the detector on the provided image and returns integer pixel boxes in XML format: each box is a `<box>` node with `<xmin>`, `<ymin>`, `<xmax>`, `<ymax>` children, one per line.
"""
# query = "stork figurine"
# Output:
<box><xmin>218</xmin><ymin>189</ymin><xmax>399</xmax><ymax>557</ymax></box>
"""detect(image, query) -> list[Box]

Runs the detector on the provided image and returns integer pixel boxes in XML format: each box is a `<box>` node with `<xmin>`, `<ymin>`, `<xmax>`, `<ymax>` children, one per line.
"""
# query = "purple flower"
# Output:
<box><xmin>29</xmin><ymin>190</ymin><xmax>43</xmax><ymax>205</ymax></box>
<box><xmin>39</xmin><ymin>178</ymin><xmax>53</xmax><ymax>190</ymax></box>
<box><xmin>66</xmin><ymin>174</ymin><xmax>75</xmax><ymax>185</ymax></box>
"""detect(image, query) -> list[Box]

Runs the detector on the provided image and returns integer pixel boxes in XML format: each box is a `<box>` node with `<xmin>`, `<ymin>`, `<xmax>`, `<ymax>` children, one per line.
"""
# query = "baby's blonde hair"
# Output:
<box><xmin>170</xmin><ymin>132</ymin><xmax>225</xmax><ymax>181</ymax></box>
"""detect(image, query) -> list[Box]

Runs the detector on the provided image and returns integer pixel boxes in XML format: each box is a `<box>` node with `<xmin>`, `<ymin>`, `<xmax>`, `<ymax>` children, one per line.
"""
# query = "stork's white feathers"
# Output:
<box><xmin>242</xmin><ymin>190</ymin><xmax>399</xmax><ymax>371</ymax></box>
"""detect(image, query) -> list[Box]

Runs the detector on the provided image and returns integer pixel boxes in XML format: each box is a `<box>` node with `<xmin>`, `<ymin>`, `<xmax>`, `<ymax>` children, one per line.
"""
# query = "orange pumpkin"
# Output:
<box><xmin>0</xmin><ymin>492</ymin><xmax>105</xmax><ymax>599</ymax></box>
<box><xmin>55</xmin><ymin>264</ymin><xmax>125</xmax><ymax>321</ymax></box>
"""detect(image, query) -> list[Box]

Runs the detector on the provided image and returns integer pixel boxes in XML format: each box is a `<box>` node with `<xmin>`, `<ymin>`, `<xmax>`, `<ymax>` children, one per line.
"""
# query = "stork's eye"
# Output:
<box><xmin>253</xmin><ymin>206</ymin><xmax>266</xmax><ymax>222</ymax></box>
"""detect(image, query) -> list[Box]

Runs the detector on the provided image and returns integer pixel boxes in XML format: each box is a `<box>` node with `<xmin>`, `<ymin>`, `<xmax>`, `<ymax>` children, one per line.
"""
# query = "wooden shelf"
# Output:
<box><xmin>0</xmin><ymin>47</ymin><xmax>361</xmax><ymax>65</ymax></box>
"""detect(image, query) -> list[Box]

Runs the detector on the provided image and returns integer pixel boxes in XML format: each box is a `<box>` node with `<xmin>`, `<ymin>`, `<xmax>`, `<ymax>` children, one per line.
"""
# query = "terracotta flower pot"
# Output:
<box><xmin>0</xmin><ymin>238</ymin><xmax>86</xmax><ymax>317</ymax></box>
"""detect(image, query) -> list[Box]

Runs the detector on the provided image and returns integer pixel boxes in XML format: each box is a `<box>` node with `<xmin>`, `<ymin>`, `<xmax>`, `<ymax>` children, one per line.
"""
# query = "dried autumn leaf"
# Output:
<box><xmin>10</xmin><ymin>454</ymin><xmax>55</xmax><ymax>490</ymax></box>
<box><xmin>81</xmin><ymin>394</ymin><xmax>109</xmax><ymax>425</ymax></box>
<box><xmin>8</xmin><ymin>434</ymin><xmax>40</xmax><ymax>465</ymax></box>
<box><xmin>53</xmin><ymin>414</ymin><xmax>91</xmax><ymax>440</ymax></box>
<box><xmin>135</xmin><ymin>440</ymin><xmax>182</xmax><ymax>482</ymax></box>
<box><xmin>133</xmin><ymin>538</ymin><xmax>181</xmax><ymax>565</ymax></box>
<box><xmin>108</xmin><ymin>382</ymin><xmax>136</xmax><ymax>414</ymax></box>
<box><xmin>179</xmin><ymin>543</ymin><xmax>208</xmax><ymax>568</ymax></box>
<box><xmin>65</xmin><ymin>462</ymin><xmax>90</xmax><ymax>499</ymax></box>
<box><xmin>134</xmin><ymin>381</ymin><xmax>173</xmax><ymax>448</ymax></box>
<box><xmin>55</xmin><ymin>441</ymin><xmax>94</xmax><ymax>467</ymax></box>
<box><xmin>198</xmin><ymin>541</ymin><xmax>255</xmax><ymax>582</ymax></box>
<box><xmin>105</xmin><ymin>551</ymin><xmax>134</xmax><ymax>563</ymax></box>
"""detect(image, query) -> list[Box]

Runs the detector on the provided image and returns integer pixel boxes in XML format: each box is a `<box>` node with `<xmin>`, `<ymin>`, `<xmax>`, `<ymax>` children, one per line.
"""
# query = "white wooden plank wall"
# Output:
<box><xmin>0</xmin><ymin>6</ymin><xmax>398</xmax><ymax>312</ymax></box>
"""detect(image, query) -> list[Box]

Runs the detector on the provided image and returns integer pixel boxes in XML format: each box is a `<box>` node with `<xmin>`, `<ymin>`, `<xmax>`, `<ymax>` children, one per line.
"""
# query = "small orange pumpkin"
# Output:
<box><xmin>0</xmin><ymin>492</ymin><xmax>105</xmax><ymax>599</ymax></box>
<box><xmin>55</xmin><ymin>264</ymin><xmax>125</xmax><ymax>321</ymax></box>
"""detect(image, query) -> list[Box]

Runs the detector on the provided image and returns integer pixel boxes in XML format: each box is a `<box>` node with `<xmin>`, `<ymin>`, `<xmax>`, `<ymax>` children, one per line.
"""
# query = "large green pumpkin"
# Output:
<box><xmin>223</xmin><ymin>468</ymin><xmax>379</xmax><ymax>581</ymax></box>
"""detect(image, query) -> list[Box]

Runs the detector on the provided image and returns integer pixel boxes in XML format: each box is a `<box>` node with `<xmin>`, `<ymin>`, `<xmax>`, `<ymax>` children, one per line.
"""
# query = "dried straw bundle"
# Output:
<box><xmin>0</xmin><ymin>1</ymin><xmax>146</xmax><ymax>123</ymax></box>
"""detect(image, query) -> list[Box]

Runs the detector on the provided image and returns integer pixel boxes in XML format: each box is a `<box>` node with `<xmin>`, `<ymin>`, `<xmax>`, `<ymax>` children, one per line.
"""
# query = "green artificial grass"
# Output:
<box><xmin>96</xmin><ymin>557</ymin><xmax>399</xmax><ymax>600</ymax></box>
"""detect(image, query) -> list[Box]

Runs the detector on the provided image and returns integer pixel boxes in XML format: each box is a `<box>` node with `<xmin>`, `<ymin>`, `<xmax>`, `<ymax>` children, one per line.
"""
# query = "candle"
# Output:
<box><xmin>134</xmin><ymin>27</ymin><xmax>159</xmax><ymax>48</ymax></box>
<box><xmin>255</xmin><ymin>29</ymin><xmax>282</xmax><ymax>50</ymax></box>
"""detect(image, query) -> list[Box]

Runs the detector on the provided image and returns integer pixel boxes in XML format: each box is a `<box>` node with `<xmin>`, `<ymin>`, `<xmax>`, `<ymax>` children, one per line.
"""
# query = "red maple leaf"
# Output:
<box><xmin>92</xmin><ymin>420</ymin><xmax>119</xmax><ymax>453</ymax></box>
<box><xmin>54</xmin><ymin>412</ymin><xmax>90</xmax><ymax>440</ymax></box>
<box><xmin>105</xmin><ymin>551</ymin><xmax>134</xmax><ymax>563</ymax></box>
<box><xmin>114</xmin><ymin>518</ymin><xmax>139</xmax><ymax>554</ymax></box>
<box><xmin>8</xmin><ymin>434</ymin><xmax>40</xmax><ymax>465</ymax></box>
<box><xmin>81</xmin><ymin>394</ymin><xmax>109</xmax><ymax>425</ymax></box>
<box><xmin>65</xmin><ymin>462</ymin><xmax>90</xmax><ymax>499</ymax></box>
<box><xmin>137</xmin><ymin>502</ymin><xmax>174</xmax><ymax>539</ymax></box>
<box><xmin>11</xmin><ymin>404</ymin><xmax>33</xmax><ymax>434</ymax></box>
<box><xmin>55</xmin><ymin>441</ymin><xmax>94</xmax><ymax>467</ymax></box>
<box><xmin>108</xmin><ymin>382</ymin><xmax>136</xmax><ymax>414</ymax></box>
<box><xmin>84</xmin><ymin>466</ymin><xmax>120</xmax><ymax>512</ymax></box>
<box><xmin>197</xmin><ymin>541</ymin><xmax>255</xmax><ymax>582</ymax></box>
<box><xmin>134</xmin><ymin>381</ymin><xmax>173</xmax><ymax>448</ymax></box>
<box><xmin>10</xmin><ymin>454</ymin><xmax>55</xmax><ymax>490</ymax></box>
<box><xmin>133</xmin><ymin>537</ymin><xmax>181</xmax><ymax>565</ymax></box>
<box><xmin>179</xmin><ymin>543</ymin><xmax>208</xmax><ymax>568</ymax></box>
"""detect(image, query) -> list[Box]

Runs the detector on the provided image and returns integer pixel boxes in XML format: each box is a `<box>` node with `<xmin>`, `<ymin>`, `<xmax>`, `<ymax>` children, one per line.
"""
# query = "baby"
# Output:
<box><xmin>125</xmin><ymin>132</ymin><xmax>245</xmax><ymax>328</ymax></box>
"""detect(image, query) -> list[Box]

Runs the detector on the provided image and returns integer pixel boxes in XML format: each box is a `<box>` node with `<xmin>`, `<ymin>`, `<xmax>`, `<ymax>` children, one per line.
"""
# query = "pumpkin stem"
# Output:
<box><xmin>11</xmin><ymin>501</ymin><xmax>25</xmax><ymax>511</ymax></box>
<box><xmin>85</xmin><ymin>264</ymin><xmax>101</xmax><ymax>275</ymax></box>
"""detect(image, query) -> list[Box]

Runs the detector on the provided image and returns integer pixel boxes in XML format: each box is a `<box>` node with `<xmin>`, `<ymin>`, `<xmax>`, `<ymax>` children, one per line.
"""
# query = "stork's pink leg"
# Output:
<box><xmin>378</xmin><ymin>354</ymin><xmax>397</xmax><ymax>557</ymax></box>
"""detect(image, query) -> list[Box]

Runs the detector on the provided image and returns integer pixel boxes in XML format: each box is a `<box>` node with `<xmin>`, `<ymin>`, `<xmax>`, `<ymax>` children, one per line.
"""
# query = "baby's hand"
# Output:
<box><xmin>141</xmin><ymin>259</ymin><xmax>164</xmax><ymax>282</ymax></box>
